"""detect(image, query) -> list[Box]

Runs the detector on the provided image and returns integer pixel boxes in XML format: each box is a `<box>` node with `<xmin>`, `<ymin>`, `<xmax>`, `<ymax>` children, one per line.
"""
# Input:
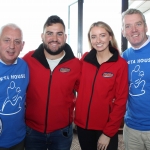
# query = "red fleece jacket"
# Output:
<box><xmin>74</xmin><ymin>48</ymin><xmax>128</xmax><ymax>137</ymax></box>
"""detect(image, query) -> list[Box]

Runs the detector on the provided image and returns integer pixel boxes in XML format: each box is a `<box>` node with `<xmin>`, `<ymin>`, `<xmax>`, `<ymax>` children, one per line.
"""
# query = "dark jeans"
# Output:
<box><xmin>25</xmin><ymin>125</ymin><xmax>73</xmax><ymax>150</ymax></box>
<box><xmin>77</xmin><ymin>126</ymin><xmax>118</xmax><ymax>150</ymax></box>
<box><xmin>0</xmin><ymin>139</ymin><xmax>24</xmax><ymax>150</ymax></box>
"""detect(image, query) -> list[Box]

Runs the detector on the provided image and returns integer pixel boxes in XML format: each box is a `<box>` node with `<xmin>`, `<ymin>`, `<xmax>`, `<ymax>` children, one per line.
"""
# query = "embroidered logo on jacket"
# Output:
<box><xmin>60</xmin><ymin>68</ymin><xmax>70</xmax><ymax>73</ymax></box>
<box><xmin>102</xmin><ymin>72</ymin><xmax>113</xmax><ymax>78</ymax></box>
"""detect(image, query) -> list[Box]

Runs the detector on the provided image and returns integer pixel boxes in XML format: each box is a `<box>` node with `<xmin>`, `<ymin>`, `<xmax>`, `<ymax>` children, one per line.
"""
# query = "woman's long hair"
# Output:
<box><xmin>88</xmin><ymin>21</ymin><xmax>119</xmax><ymax>51</ymax></box>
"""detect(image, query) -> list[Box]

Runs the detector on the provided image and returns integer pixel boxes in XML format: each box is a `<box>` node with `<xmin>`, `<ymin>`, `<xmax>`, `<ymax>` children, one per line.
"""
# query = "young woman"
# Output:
<box><xmin>74</xmin><ymin>21</ymin><xmax>128</xmax><ymax>150</ymax></box>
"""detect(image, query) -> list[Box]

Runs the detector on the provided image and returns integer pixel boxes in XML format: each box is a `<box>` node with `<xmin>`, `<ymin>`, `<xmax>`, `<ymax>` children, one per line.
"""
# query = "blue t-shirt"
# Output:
<box><xmin>122</xmin><ymin>42</ymin><xmax>150</xmax><ymax>131</ymax></box>
<box><xmin>0</xmin><ymin>58</ymin><xmax>29</xmax><ymax>148</ymax></box>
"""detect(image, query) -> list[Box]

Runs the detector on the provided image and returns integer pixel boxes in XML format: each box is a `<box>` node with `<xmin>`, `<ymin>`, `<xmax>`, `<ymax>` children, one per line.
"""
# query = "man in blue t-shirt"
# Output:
<box><xmin>0</xmin><ymin>23</ymin><xmax>29</xmax><ymax>150</ymax></box>
<box><xmin>122</xmin><ymin>8</ymin><xmax>150</xmax><ymax>150</ymax></box>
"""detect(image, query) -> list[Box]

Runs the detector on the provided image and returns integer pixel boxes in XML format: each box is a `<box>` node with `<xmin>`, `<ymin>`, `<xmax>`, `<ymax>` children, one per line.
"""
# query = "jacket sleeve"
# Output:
<box><xmin>103</xmin><ymin>59</ymin><xmax>128</xmax><ymax>137</ymax></box>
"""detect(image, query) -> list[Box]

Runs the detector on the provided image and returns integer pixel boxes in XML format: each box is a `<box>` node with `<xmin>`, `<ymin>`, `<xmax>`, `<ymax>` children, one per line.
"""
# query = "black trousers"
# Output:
<box><xmin>0</xmin><ymin>139</ymin><xmax>24</xmax><ymax>150</ymax></box>
<box><xmin>77</xmin><ymin>126</ymin><xmax>118</xmax><ymax>150</ymax></box>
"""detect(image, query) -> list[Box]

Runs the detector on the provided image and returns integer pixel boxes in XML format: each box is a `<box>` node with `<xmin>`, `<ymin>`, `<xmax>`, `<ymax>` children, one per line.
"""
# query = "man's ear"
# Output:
<box><xmin>21</xmin><ymin>41</ymin><xmax>25</xmax><ymax>51</ymax></box>
<box><xmin>145</xmin><ymin>24</ymin><xmax>148</xmax><ymax>33</ymax></box>
<box><xmin>41</xmin><ymin>33</ymin><xmax>43</xmax><ymax>40</ymax></box>
<box><xmin>65</xmin><ymin>34</ymin><xmax>67</xmax><ymax>41</ymax></box>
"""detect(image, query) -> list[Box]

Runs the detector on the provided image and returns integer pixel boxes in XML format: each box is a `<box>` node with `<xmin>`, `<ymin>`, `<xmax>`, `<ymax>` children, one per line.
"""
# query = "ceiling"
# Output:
<box><xmin>129</xmin><ymin>0</ymin><xmax>150</xmax><ymax>13</ymax></box>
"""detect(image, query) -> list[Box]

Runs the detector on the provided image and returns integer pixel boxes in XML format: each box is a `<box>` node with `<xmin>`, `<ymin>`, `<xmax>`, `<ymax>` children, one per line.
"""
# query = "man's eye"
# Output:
<box><xmin>125</xmin><ymin>25</ymin><xmax>130</xmax><ymax>28</ymax></box>
<box><xmin>58</xmin><ymin>33</ymin><xmax>63</xmax><ymax>36</ymax></box>
<box><xmin>14</xmin><ymin>41</ymin><xmax>21</xmax><ymax>45</ymax></box>
<box><xmin>137</xmin><ymin>23</ymin><xmax>142</xmax><ymax>26</ymax></box>
<box><xmin>4</xmin><ymin>39</ymin><xmax>10</xmax><ymax>42</ymax></box>
<box><xmin>47</xmin><ymin>32</ymin><xmax>52</xmax><ymax>35</ymax></box>
<box><xmin>91</xmin><ymin>36</ymin><xmax>95</xmax><ymax>39</ymax></box>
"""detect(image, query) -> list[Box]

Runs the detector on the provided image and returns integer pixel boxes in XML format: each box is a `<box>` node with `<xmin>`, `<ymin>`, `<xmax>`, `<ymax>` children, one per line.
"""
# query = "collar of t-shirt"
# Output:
<box><xmin>0</xmin><ymin>59</ymin><xmax>17</xmax><ymax>65</ymax></box>
<box><xmin>132</xmin><ymin>35</ymin><xmax>150</xmax><ymax>50</ymax></box>
<box><xmin>46</xmin><ymin>51</ymin><xmax>66</xmax><ymax>72</ymax></box>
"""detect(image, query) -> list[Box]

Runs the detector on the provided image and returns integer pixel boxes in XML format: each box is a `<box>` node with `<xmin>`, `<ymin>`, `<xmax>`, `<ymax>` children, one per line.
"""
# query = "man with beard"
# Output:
<box><xmin>23</xmin><ymin>15</ymin><xmax>81</xmax><ymax>150</ymax></box>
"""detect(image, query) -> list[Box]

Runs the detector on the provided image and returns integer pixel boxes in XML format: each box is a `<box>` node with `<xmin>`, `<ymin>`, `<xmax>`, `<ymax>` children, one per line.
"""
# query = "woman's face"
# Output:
<box><xmin>89</xmin><ymin>26</ymin><xmax>112</xmax><ymax>52</ymax></box>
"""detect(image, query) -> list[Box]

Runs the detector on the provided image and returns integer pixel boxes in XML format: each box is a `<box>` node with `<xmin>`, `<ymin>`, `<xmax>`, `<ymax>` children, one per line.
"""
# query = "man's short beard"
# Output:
<box><xmin>43</xmin><ymin>43</ymin><xmax>65</xmax><ymax>55</ymax></box>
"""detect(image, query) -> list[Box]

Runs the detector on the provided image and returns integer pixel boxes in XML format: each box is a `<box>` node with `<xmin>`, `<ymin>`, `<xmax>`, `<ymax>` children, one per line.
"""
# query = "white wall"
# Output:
<box><xmin>0</xmin><ymin>0</ymin><xmax>138</xmax><ymax>57</ymax></box>
<box><xmin>144</xmin><ymin>9</ymin><xmax>150</xmax><ymax>36</ymax></box>
<box><xmin>0</xmin><ymin>0</ymin><xmax>69</xmax><ymax>57</ymax></box>
<box><xmin>82</xmin><ymin>0</ymin><xmax>122</xmax><ymax>54</ymax></box>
